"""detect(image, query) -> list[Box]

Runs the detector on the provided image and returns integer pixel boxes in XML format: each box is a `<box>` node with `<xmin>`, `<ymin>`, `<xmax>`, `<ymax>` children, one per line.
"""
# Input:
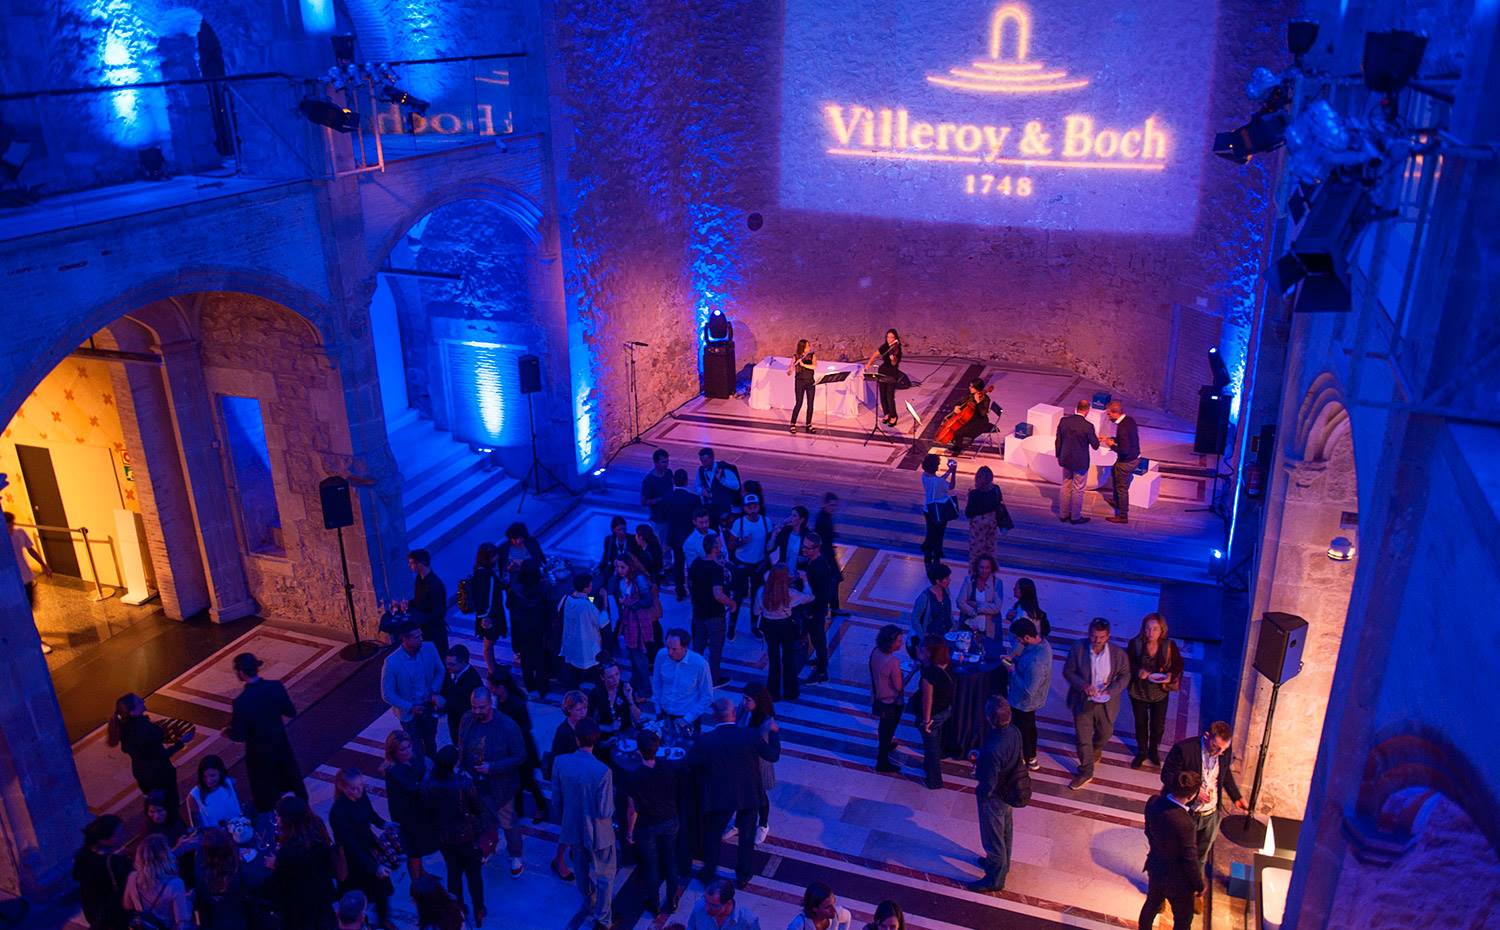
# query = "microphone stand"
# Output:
<box><xmin>622</xmin><ymin>341</ymin><xmax>653</xmax><ymax>449</ymax></box>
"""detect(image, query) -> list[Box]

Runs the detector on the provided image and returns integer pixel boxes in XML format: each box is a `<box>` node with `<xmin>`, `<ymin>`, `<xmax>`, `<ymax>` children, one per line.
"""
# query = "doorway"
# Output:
<box><xmin>14</xmin><ymin>444</ymin><xmax>82</xmax><ymax>577</ymax></box>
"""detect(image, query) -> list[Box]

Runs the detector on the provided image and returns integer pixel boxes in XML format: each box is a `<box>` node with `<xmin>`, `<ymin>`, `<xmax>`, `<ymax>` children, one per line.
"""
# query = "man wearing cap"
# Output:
<box><xmin>381</xmin><ymin>623</ymin><xmax>446</xmax><ymax>757</ymax></box>
<box><xmin>726</xmin><ymin>494</ymin><xmax>772</xmax><ymax>640</ymax></box>
<box><xmin>226</xmin><ymin>652</ymin><xmax>307</xmax><ymax>813</ymax></box>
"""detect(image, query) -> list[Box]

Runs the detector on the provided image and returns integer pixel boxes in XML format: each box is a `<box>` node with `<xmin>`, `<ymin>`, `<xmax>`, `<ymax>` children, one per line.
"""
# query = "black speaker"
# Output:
<box><xmin>703</xmin><ymin>341</ymin><xmax>736</xmax><ymax>399</ymax></box>
<box><xmin>319</xmin><ymin>476</ymin><xmax>354</xmax><ymax>529</ymax></box>
<box><xmin>1253</xmin><ymin>612</ymin><xmax>1308</xmax><ymax>684</ymax></box>
<box><xmin>1193</xmin><ymin>388</ymin><xmax>1232</xmax><ymax>455</ymax></box>
<box><xmin>519</xmin><ymin>354</ymin><xmax>541</xmax><ymax>395</ymax></box>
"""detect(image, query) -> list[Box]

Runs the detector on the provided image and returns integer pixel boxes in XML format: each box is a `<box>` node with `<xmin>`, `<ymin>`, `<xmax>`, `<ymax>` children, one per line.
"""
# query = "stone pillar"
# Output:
<box><xmin>157</xmin><ymin>338</ymin><xmax>257</xmax><ymax>621</ymax></box>
<box><xmin>0</xmin><ymin>527</ymin><xmax>89</xmax><ymax>897</ymax></box>
<box><xmin>106</xmin><ymin>339</ymin><xmax>211</xmax><ymax>620</ymax></box>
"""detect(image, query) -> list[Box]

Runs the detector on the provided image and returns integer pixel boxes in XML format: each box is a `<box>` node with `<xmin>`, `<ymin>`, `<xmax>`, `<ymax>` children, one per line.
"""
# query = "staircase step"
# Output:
<box><xmin>404</xmin><ymin>454</ymin><xmax>489</xmax><ymax>515</ymax></box>
<box><xmin>424</xmin><ymin>476</ymin><xmax>524</xmax><ymax>554</ymax></box>
<box><xmin>408</xmin><ymin>465</ymin><xmax>511</xmax><ymax>542</ymax></box>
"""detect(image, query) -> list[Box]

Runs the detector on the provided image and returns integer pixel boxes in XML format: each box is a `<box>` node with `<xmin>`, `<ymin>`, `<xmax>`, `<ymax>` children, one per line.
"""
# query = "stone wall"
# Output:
<box><xmin>545</xmin><ymin>0</ymin><xmax>1292</xmax><ymax>460</ymax></box>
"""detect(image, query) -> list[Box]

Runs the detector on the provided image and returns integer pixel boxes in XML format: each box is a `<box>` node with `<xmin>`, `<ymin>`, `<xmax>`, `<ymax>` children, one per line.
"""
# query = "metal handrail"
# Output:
<box><xmin>11</xmin><ymin>520</ymin><xmax>115</xmax><ymax>599</ymax></box>
<box><xmin>0</xmin><ymin>72</ymin><xmax>298</xmax><ymax>103</ymax></box>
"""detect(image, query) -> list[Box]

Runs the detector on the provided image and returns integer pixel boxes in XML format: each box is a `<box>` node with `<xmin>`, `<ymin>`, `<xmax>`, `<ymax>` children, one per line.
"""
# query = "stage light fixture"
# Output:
<box><xmin>703</xmin><ymin>308</ymin><xmax>734</xmax><ymax>343</ymax></box>
<box><xmin>1291</xmin><ymin>273</ymin><xmax>1351</xmax><ymax>314</ymax></box>
<box><xmin>1286</xmin><ymin>20</ymin><xmax>1319</xmax><ymax>60</ymax></box>
<box><xmin>1213</xmin><ymin>111</ymin><xmax>1288</xmax><ymax>164</ymax></box>
<box><xmin>1362</xmin><ymin>30</ymin><xmax>1428</xmax><ymax>96</ymax></box>
<box><xmin>1208</xmin><ymin>347</ymin><xmax>1231</xmax><ymax>390</ymax></box>
<box><xmin>300</xmin><ymin>98</ymin><xmax>360</xmax><ymax>133</ymax></box>
<box><xmin>1326</xmin><ymin>536</ymin><xmax>1355</xmax><ymax>561</ymax></box>
<box><xmin>138</xmin><ymin>146</ymin><xmax>167</xmax><ymax>181</ymax></box>
<box><xmin>1267</xmin><ymin>253</ymin><xmax>1308</xmax><ymax>296</ymax></box>
<box><xmin>379</xmin><ymin>84</ymin><xmax>430</xmax><ymax>115</ymax></box>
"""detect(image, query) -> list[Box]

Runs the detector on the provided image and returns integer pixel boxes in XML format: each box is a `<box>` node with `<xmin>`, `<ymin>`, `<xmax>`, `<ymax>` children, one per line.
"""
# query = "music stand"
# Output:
<box><xmin>815</xmin><ymin>370</ymin><xmax>850</xmax><ymax>431</ymax></box>
<box><xmin>905</xmin><ymin>400</ymin><xmax>923</xmax><ymax>447</ymax></box>
<box><xmin>862</xmin><ymin>372</ymin><xmax>891</xmax><ymax>446</ymax></box>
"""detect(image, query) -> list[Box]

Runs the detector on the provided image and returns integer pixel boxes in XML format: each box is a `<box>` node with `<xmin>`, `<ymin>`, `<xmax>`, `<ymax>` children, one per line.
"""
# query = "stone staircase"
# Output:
<box><xmin>391</xmin><ymin>414</ymin><xmax>523</xmax><ymax>554</ymax></box>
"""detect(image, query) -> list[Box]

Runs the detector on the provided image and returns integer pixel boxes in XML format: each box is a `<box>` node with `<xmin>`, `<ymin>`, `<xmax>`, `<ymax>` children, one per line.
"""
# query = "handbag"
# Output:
<box><xmin>1000</xmin><ymin>757</ymin><xmax>1033</xmax><ymax>807</ymax></box>
<box><xmin>456</xmin><ymin>576</ymin><xmax>473</xmax><ymax>614</ymax></box>
<box><xmin>930</xmin><ymin>496</ymin><xmax>959</xmax><ymax>524</ymax></box>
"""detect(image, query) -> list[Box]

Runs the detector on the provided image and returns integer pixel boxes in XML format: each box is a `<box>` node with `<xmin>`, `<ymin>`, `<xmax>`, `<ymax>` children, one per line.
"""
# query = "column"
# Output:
<box><xmin>157</xmin><ymin>338</ymin><xmax>257</xmax><ymax>622</ymax></box>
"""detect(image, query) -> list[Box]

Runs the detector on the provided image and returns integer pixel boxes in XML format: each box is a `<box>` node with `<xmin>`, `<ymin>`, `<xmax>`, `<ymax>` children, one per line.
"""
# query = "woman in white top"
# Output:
<box><xmin>187</xmin><ymin>754</ymin><xmax>242</xmax><ymax>829</ymax></box>
<box><xmin>919</xmin><ymin>454</ymin><xmax>957</xmax><ymax>569</ymax></box>
<box><xmin>787</xmin><ymin>881</ymin><xmax>853</xmax><ymax>930</ymax></box>
<box><xmin>122</xmin><ymin>834</ymin><xmax>193</xmax><ymax>930</ymax></box>
<box><xmin>957</xmin><ymin>555</ymin><xmax>1004</xmax><ymax>638</ymax></box>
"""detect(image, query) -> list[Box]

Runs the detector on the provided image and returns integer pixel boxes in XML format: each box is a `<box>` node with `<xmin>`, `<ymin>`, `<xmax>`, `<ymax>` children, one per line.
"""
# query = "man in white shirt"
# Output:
<box><xmin>1061</xmin><ymin>617</ymin><xmax>1129</xmax><ymax>790</ymax></box>
<box><xmin>651</xmin><ymin>629</ymin><xmax>715</xmax><ymax>722</ymax></box>
<box><xmin>7</xmin><ymin>510</ymin><xmax>52</xmax><ymax>653</ymax></box>
<box><xmin>726</xmin><ymin>494</ymin><xmax>772</xmax><ymax>640</ymax></box>
<box><xmin>682</xmin><ymin>508</ymin><xmax>714</xmax><ymax>569</ymax></box>
<box><xmin>1162</xmin><ymin>721</ymin><xmax>1248</xmax><ymax>907</ymax></box>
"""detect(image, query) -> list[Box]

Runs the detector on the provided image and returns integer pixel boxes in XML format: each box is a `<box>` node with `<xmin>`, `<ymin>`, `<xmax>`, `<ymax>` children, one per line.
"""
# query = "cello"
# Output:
<box><xmin>936</xmin><ymin>382</ymin><xmax>992</xmax><ymax>446</ymax></box>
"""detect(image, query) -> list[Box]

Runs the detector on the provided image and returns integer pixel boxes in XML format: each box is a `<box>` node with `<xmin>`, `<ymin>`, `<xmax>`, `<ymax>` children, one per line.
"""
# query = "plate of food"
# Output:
<box><xmin>1148</xmin><ymin>672</ymin><xmax>1171</xmax><ymax>683</ymax></box>
<box><xmin>615</xmin><ymin>738</ymin><xmax>637</xmax><ymax>753</ymax></box>
<box><xmin>663</xmin><ymin>746</ymin><xmax>687</xmax><ymax>761</ymax></box>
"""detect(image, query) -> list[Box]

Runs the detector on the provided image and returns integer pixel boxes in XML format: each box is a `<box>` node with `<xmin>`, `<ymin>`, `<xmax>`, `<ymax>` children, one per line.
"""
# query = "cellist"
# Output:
<box><xmin>937</xmin><ymin>378</ymin><xmax>994</xmax><ymax>455</ymax></box>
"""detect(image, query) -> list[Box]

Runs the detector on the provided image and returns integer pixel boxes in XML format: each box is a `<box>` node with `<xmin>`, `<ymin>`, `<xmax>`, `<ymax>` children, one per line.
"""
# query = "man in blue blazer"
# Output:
<box><xmin>1054</xmin><ymin>400</ymin><xmax>1100</xmax><ymax>524</ymax></box>
<box><xmin>1062</xmin><ymin>617</ymin><xmax>1129</xmax><ymax>789</ymax></box>
<box><xmin>1103</xmin><ymin>401</ymin><xmax>1142</xmax><ymax>524</ymax></box>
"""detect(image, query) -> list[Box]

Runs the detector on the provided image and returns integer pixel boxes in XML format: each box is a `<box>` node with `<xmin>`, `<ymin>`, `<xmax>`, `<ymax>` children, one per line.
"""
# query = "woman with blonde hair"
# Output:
<box><xmin>757</xmin><ymin>563</ymin><xmax>812</xmax><ymax>700</ymax></box>
<box><xmin>122</xmin><ymin>834</ymin><xmax>192</xmax><ymax>930</ymax></box>
<box><xmin>380</xmin><ymin>730</ymin><xmax>434</xmax><ymax>881</ymax></box>
<box><xmin>1126</xmin><ymin>612</ymin><xmax>1183</xmax><ymax>768</ymax></box>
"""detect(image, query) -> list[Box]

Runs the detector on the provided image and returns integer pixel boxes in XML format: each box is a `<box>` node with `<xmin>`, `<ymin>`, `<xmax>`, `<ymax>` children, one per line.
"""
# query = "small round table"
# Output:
<box><xmin>942</xmin><ymin>636</ymin><xmax>1009</xmax><ymax>758</ymax></box>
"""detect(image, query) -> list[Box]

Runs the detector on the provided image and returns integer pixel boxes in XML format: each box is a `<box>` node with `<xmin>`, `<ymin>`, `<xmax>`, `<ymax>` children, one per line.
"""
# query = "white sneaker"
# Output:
<box><xmin>509</xmin><ymin>857</ymin><xmax>524</xmax><ymax>877</ymax></box>
<box><xmin>755</xmin><ymin>825</ymin><xmax>769</xmax><ymax>845</ymax></box>
<box><xmin>722</xmin><ymin>825</ymin><xmax>738</xmax><ymax>841</ymax></box>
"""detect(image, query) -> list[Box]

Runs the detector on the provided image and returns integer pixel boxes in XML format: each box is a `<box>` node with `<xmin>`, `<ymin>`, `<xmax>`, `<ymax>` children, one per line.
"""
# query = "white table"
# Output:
<box><xmin>749</xmin><ymin>356</ymin><xmax>873</xmax><ymax>420</ymax></box>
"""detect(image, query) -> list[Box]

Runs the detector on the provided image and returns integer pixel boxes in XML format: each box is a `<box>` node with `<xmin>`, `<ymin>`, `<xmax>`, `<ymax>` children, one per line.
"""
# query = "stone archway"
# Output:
<box><xmin>1320</xmin><ymin>727</ymin><xmax>1500</xmax><ymax>928</ymax></box>
<box><xmin>1235</xmin><ymin>373</ymin><xmax>1360</xmax><ymax>821</ymax></box>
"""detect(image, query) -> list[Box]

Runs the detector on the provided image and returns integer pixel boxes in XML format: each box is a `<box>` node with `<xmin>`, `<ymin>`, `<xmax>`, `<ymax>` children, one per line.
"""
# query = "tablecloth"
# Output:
<box><xmin>748</xmin><ymin>356</ymin><xmax>875</xmax><ymax>420</ymax></box>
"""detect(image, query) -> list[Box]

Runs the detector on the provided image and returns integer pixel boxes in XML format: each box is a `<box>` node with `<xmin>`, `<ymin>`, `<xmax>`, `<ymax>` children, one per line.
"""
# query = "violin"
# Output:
<box><xmin>936</xmin><ymin>385</ymin><xmax>991</xmax><ymax>446</ymax></box>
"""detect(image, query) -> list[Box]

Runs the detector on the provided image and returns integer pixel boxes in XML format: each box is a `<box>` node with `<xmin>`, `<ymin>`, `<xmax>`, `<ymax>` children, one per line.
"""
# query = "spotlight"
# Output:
<box><xmin>1267</xmin><ymin>253</ymin><xmax>1308</xmax><ymax>296</ymax></box>
<box><xmin>1286</xmin><ymin>20</ymin><xmax>1319</xmax><ymax>60</ymax></box>
<box><xmin>746</xmin><ymin>212</ymin><xmax>764</xmax><ymax>232</ymax></box>
<box><xmin>299</xmin><ymin>98</ymin><xmax>360</xmax><ymax>133</ymax></box>
<box><xmin>1326</xmin><ymin>536</ymin><xmax>1355</xmax><ymax>561</ymax></box>
<box><xmin>703</xmin><ymin>308</ymin><xmax>733</xmax><ymax>343</ymax></box>
<box><xmin>1213</xmin><ymin>111</ymin><xmax>1288</xmax><ymax>164</ymax></box>
<box><xmin>379</xmin><ymin>84</ymin><xmax>430</xmax><ymax>115</ymax></box>
<box><xmin>1209</xmin><ymin>548</ymin><xmax>1227</xmax><ymax>577</ymax></box>
<box><xmin>1362</xmin><ymin>30</ymin><xmax>1428</xmax><ymax>96</ymax></box>
<box><xmin>138</xmin><ymin>146</ymin><xmax>167</xmax><ymax>181</ymax></box>
<box><xmin>1208</xmin><ymin>347</ymin><xmax>1231</xmax><ymax>390</ymax></box>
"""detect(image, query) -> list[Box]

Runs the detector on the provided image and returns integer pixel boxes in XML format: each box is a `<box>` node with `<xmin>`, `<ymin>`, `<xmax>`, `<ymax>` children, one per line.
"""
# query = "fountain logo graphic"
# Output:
<box><xmin>927</xmin><ymin>4</ymin><xmax>1089</xmax><ymax>94</ymax></box>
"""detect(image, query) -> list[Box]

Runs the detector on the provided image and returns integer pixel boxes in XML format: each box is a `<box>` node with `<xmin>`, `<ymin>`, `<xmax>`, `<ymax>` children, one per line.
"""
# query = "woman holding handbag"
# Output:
<box><xmin>919</xmin><ymin>454</ymin><xmax>957</xmax><ymax>569</ymax></box>
<box><xmin>329</xmin><ymin>769</ymin><xmax>396</xmax><ymax>930</ymax></box>
<box><xmin>422</xmin><ymin>745</ymin><xmax>493</xmax><ymax>927</ymax></box>
<box><xmin>1126</xmin><ymin>612</ymin><xmax>1183</xmax><ymax>768</ymax></box>
<box><xmin>606</xmin><ymin>555</ymin><xmax>657</xmax><ymax>697</ymax></box>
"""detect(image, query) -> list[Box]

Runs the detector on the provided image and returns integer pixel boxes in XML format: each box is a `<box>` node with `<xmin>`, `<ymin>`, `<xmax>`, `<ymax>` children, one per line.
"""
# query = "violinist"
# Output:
<box><xmin>864</xmin><ymin>329</ymin><xmax>904</xmax><ymax>427</ymax></box>
<box><xmin>790</xmin><ymin>338</ymin><xmax>818</xmax><ymax>434</ymax></box>
<box><xmin>938</xmin><ymin>379</ymin><xmax>994</xmax><ymax>454</ymax></box>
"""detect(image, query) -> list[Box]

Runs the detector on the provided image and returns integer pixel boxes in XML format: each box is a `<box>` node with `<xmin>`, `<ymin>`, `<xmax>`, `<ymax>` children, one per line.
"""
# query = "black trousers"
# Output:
<box><xmin>702</xmin><ymin>808</ymin><xmax>758</xmax><ymax>884</ymax></box>
<box><xmin>1131</xmin><ymin>695</ymin><xmax>1168</xmax><ymax>760</ymax></box>
<box><xmin>1013</xmin><ymin>708</ymin><xmax>1039</xmax><ymax>762</ymax></box>
<box><xmin>791</xmin><ymin>379</ymin><xmax>816</xmax><ymax>426</ymax></box>
<box><xmin>1111</xmin><ymin>459</ymin><xmax>1139</xmax><ymax>517</ymax></box>
<box><xmin>763</xmin><ymin>618</ymin><xmax>802</xmax><ymax>701</ymax></box>
<box><xmin>874</xmin><ymin>700</ymin><xmax>902</xmax><ymax>767</ymax></box>
<box><xmin>731</xmin><ymin>560</ymin><xmax>766</xmax><ymax>630</ymax></box>
<box><xmin>440</xmin><ymin>842</ymin><xmax>485</xmax><ymax>915</ymax></box>
<box><xmin>1138</xmin><ymin>877</ymin><xmax>1195</xmax><ymax>930</ymax></box>
<box><xmin>668</xmin><ymin>538</ymin><xmax>688</xmax><ymax>591</ymax></box>
<box><xmin>802</xmin><ymin>606</ymin><xmax>829</xmax><ymax>677</ymax></box>
<box><xmin>922</xmin><ymin>511</ymin><xmax>947</xmax><ymax>566</ymax></box>
<box><xmin>513</xmin><ymin>626</ymin><xmax>549</xmax><ymax>696</ymax></box>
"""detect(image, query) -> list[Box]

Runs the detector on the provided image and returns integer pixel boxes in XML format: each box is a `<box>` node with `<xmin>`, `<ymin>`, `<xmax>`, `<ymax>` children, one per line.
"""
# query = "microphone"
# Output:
<box><xmin>623</xmin><ymin>341</ymin><xmax>650</xmax><ymax>347</ymax></box>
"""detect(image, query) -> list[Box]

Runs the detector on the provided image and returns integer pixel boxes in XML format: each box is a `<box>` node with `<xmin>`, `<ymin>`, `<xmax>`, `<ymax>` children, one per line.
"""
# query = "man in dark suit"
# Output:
<box><xmin>440</xmin><ymin>644</ymin><xmax>483</xmax><ymax>745</ymax></box>
<box><xmin>663</xmin><ymin>469</ymin><xmax>701</xmax><ymax>599</ymax></box>
<box><xmin>1103</xmin><ymin>401</ymin><xmax>1142</xmax><ymax>525</ymax></box>
<box><xmin>688</xmin><ymin>697</ymin><xmax>781</xmax><ymax>888</ymax></box>
<box><xmin>225</xmin><ymin>652</ymin><xmax>307</xmax><ymax>813</ymax></box>
<box><xmin>1054</xmin><ymin>400</ymin><xmax>1100</xmax><ymax>524</ymax></box>
<box><xmin>1161</xmin><ymin>721</ymin><xmax>1249</xmax><ymax>911</ymax></box>
<box><xmin>408</xmin><ymin>548</ymin><xmax>449</xmax><ymax>658</ymax></box>
<box><xmin>967</xmin><ymin>696</ymin><xmax>1024</xmax><ymax>893</ymax></box>
<box><xmin>813</xmin><ymin>493</ymin><xmax>844</xmax><ymax>615</ymax></box>
<box><xmin>1062</xmin><ymin>618</ymin><xmax>1129</xmax><ymax>790</ymax></box>
<box><xmin>1140</xmin><ymin>771</ymin><xmax>1205</xmax><ymax>929</ymax></box>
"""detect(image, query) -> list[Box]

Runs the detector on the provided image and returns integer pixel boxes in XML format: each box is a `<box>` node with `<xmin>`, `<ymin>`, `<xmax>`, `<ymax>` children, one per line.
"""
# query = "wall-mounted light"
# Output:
<box><xmin>1327</xmin><ymin>536</ymin><xmax>1355</xmax><ymax>561</ymax></box>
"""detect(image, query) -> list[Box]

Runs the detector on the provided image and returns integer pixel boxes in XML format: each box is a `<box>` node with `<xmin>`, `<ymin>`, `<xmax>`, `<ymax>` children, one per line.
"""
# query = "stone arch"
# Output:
<box><xmin>1352</xmin><ymin>724</ymin><xmax>1500</xmax><ymax>855</ymax></box>
<box><xmin>372</xmin><ymin>179</ymin><xmax>548</xmax><ymax>268</ymax></box>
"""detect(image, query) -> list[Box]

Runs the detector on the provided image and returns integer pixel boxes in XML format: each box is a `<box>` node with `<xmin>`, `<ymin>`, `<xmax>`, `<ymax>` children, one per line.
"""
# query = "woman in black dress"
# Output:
<box><xmin>507</xmin><ymin>560</ymin><xmax>551</xmax><ymax>698</ymax></box>
<box><xmin>380</xmin><ymin>730</ymin><xmax>435</xmax><ymax>881</ymax></box>
<box><xmin>329</xmin><ymin>768</ymin><xmax>395</xmax><ymax>930</ymax></box>
<box><xmin>790</xmin><ymin>338</ymin><xmax>818</xmax><ymax>434</ymax></box>
<box><xmin>107</xmin><ymin>693</ymin><xmax>192</xmax><ymax>818</ymax></box>
<box><xmin>864</xmin><ymin>328</ymin><xmax>904</xmax><ymax>426</ymax></box>
<box><xmin>468</xmin><ymin>542</ymin><xmax>506</xmax><ymax>677</ymax></box>
<box><xmin>421</xmin><ymin>746</ymin><xmax>492</xmax><ymax>926</ymax></box>
<box><xmin>270</xmin><ymin>796</ymin><xmax>338</xmax><ymax>930</ymax></box>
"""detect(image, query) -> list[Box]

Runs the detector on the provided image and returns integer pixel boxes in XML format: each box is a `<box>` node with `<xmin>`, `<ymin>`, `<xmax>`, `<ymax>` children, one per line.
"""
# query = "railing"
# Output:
<box><xmin>0</xmin><ymin>52</ymin><xmax>527</xmax><ymax>228</ymax></box>
<box><xmin>12</xmin><ymin>520</ymin><xmax>118</xmax><ymax>601</ymax></box>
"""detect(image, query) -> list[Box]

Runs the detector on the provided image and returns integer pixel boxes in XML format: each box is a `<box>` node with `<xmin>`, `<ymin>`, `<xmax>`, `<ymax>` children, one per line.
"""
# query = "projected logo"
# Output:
<box><xmin>926</xmin><ymin>4</ymin><xmax>1089</xmax><ymax>94</ymax></box>
<box><xmin>779</xmin><ymin>0</ymin><xmax>1218</xmax><ymax>233</ymax></box>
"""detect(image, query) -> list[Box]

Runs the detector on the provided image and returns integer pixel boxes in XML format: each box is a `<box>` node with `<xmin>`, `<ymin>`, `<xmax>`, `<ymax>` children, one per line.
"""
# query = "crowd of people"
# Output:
<box><xmin>80</xmin><ymin>436</ymin><xmax>1230</xmax><ymax>930</ymax></box>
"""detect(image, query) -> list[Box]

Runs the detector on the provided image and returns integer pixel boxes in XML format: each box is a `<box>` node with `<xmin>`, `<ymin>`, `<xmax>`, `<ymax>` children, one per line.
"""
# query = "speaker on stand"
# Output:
<box><xmin>517</xmin><ymin>354</ymin><xmax>565</xmax><ymax>510</ymax></box>
<box><xmin>320</xmin><ymin>476</ymin><xmax>379</xmax><ymax>660</ymax></box>
<box><xmin>1222</xmin><ymin>611</ymin><xmax>1308</xmax><ymax>847</ymax></box>
<box><xmin>1190</xmin><ymin>386</ymin><xmax>1233</xmax><ymax>526</ymax></box>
